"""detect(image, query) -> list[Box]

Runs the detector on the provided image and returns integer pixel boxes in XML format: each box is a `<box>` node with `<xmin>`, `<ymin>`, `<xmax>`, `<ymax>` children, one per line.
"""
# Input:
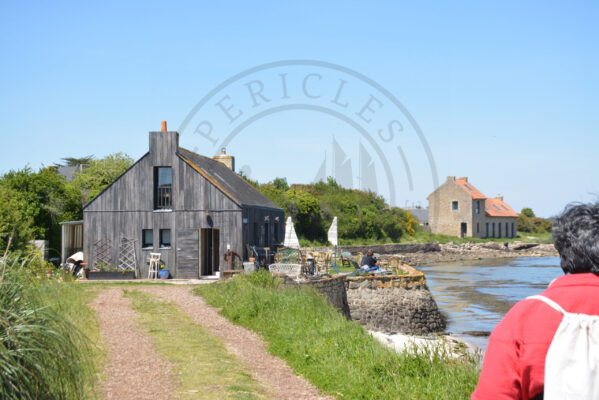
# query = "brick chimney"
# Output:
<box><xmin>496</xmin><ymin>195</ymin><xmax>503</xmax><ymax>201</ymax></box>
<box><xmin>213</xmin><ymin>147</ymin><xmax>235</xmax><ymax>171</ymax></box>
<box><xmin>458</xmin><ymin>176</ymin><xmax>468</xmax><ymax>182</ymax></box>
<box><xmin>446</xmin><ymin>176</ymin><xmax>456</xmax><ymax>182</ymax></box>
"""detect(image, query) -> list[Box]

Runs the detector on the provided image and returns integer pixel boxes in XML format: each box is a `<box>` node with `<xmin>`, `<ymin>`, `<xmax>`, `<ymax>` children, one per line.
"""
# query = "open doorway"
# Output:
<box><xmin>200</xmin><ymin>228</ymin><xmax>220</xmax><ymax>276</ymax></box>
<box><xmin>460</xmin><ymin>223</ymin><xmax>467</xmax><ymax>238</ymax></box>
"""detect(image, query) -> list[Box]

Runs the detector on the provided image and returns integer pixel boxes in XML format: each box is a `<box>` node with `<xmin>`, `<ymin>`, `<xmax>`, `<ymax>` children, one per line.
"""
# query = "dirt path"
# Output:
<box><xmin>91</xmin><ymin>287</ymin><xmax>175</xmax><ymax>400</ymax></box>
<box><xmin>140</xmin><ymin>285</ymin><xmax>335</xmax><ymax>400</ymax></box>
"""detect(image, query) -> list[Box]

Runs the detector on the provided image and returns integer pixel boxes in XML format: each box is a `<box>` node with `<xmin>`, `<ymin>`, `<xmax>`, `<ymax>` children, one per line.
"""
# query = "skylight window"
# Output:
<box><xmin>493</xmin><ymin>205</ymin><xmax>501</xmax><ymax>211</ymax></box>
<box><xmin>501</xmin><ymin>205</ymin><xmax>510</xmax><ymax>211</ymax></box>
<box><xmin>464</xmin><ymin>184</ymin><xmax>474</xmax><ymax>191</ymax></box>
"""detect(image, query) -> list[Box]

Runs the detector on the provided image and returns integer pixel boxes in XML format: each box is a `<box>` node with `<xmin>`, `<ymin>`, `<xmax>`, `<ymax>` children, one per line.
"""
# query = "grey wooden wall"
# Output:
<box><xmin>83</xmin><ymin>131</ymin><xmax>251</xmax><ymax>278</ymax></box>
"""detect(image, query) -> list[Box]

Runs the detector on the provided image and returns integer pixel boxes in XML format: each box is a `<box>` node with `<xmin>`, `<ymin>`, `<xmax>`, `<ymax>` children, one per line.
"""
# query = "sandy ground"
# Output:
<box><xmin>90</xmin><ymin>287</ymin><xmax>175</xmax><ymax>400</ymax></box>
<box><xmin>140</xmin><ymin>285</ymin><xmax>334</xmax><ymax>400</ymax></box>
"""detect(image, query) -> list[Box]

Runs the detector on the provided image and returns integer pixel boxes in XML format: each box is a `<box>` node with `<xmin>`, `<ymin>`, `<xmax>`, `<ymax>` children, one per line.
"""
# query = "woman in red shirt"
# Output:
<box><xmin>472</xmin><ymin>203</ymin><xmax>599</xmax><ymax>400</ymax></box>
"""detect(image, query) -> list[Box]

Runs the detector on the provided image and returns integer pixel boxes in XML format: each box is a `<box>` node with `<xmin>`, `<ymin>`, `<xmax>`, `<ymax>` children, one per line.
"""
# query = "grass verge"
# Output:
<box><xmin>194</xmin><ymin>271</ymin><xmax>480</xmax><ymax>399</ymax></box>
<box><xmin>0</xmin><ymin>254</ymin><xmax>103</xmax><ymax>399</ymax></box>
<box><xmin>124</xmin><ymin>289</ymin><xmax>268</xmax><ymax>400</ymax></box>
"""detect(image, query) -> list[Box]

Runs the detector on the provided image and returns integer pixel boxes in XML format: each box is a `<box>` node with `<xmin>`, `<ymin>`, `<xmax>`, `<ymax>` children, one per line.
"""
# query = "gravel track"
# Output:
<box><xmin>91</xmin><ymin>287</ymin><xmax>175</xmax><ymax>400</ymax></box>
<box><xmin>140</xmin><ymin>285</ymin><xmax>335</xmax><ymax>400</ymax></box>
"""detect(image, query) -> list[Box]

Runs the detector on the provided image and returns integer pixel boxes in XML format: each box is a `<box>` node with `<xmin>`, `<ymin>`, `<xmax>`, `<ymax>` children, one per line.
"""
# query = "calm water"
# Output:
<box><xmin>418</xmin><ymin>257</ymin><xmax>562</xmax><ymax>351</ymax></box>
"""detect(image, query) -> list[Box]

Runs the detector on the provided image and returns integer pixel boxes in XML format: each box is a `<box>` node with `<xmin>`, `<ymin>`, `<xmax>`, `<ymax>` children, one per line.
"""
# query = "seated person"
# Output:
<box><xmin>360</xmin><ymin>250</ymin><xmax>379</xmax><ymax>269</ymax></box>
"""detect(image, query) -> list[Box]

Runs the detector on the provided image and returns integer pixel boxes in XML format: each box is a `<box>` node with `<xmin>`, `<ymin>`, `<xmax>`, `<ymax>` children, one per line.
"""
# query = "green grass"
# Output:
<box><xmin>0</xmin><ymin>254</ymin><xmax>102</xmax><ymax>399</ymax></box>
<box><xmin>194</xmin><ymin>271</ymin><xmax>480</xmax><ymax>399</ymax></box>
<box><xmin>124</xmin><ymin>289</ymin><xmax>268</xmax><ymax>400</ymax></box>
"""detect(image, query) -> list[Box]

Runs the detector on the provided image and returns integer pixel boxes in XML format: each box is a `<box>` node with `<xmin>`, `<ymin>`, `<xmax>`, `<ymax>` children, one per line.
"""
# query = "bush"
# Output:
<box><xmin>0</xmin><ymin>253</ymin><xmax>96</xmax><ymax>399</ymax></box>
<box><xmin>258</xmin><ymin>177</ymin><xmax>419</xmax><ymax>244</ymax></box>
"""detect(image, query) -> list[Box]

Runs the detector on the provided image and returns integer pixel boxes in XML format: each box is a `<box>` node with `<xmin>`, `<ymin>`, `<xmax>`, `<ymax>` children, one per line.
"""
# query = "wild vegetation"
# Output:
<box><xmin>0</xmin><ymin>153</ymin><xmax>133</xmax><ymax>258</ymax></box>
<box><xmin>517</xmin><ymin>207</ymin><xmax>552</xmax><ymax>234</ymax></box>
<box><xmin>250</xmin><ymin>176</ymin><xmax>419</xmax><ymax>245</ymax></box>
<box><xmin>0</xmin><ymin>253</ymin><xmax>102</xmax><ymax>399</ymax></box>
<box><xmin>195</xmin><ymin>271</ymin><xmax>480</xmax><ymax>399</ymax></box>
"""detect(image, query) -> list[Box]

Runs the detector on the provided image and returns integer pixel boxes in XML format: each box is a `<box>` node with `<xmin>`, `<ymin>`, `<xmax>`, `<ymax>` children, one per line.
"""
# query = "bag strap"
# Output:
<box><xmin>526</xmin><ymin>295</ymin><xmax>567</xmax><ymax>314</ymax></box>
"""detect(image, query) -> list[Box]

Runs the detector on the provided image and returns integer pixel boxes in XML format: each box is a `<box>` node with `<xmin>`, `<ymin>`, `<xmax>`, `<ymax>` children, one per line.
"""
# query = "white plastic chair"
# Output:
<box><xmin>148</xmin><ymin>253</ymin><xmax>161</xmax><ymax>279</ymax></box>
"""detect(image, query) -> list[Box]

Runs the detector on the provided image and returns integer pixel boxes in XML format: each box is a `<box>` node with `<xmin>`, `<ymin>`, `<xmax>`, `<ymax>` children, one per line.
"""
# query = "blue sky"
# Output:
<box><xmin>1</xmin><ymin>1</ymin><xmax>597</xmax><ymax>217</ymax></box>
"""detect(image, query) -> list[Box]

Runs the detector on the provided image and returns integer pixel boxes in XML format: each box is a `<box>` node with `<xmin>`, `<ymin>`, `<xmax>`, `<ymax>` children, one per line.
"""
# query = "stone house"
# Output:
<box><xmin>427</xmin><ymin>176</ymin><xmax>519</xmax><ymax>238</ymax></box>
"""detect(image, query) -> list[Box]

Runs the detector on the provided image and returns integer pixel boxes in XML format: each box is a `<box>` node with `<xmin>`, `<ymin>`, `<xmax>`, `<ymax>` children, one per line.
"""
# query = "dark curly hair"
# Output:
<box><xmin>552</xmin><ymin>202</ymin><xmax>599</xmax><ymax>275</ymax></box>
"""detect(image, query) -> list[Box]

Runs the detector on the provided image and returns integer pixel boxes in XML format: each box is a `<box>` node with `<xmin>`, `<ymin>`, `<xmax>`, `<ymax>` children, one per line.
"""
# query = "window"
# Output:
<box><xmin>492</xmin><ymin>223</ymin><xmax>496</xmax><ymax>237</ymax></box>
<box><xmin>485</xmin><ymin>223</ymin><xmax>489</xmax><ymax>238</ymax></box>
<box><xmin>499</xmin><ymin>223</ymin><xmax>502</xmax><ymax>237</ymax></box>
<box><xmin>506</xmin><ymin>223</ymin><xmax>509</xmax><ymax>238</ymax></box>
<box><xmin>159</xmin><ymin>229</ymin><xmax>171</xmax><ymax>248</ymax></box>
<box><xmin>142</xmin><ymin>229</ymin><xmax>153</xmax><ymax>248</ymax></box>
<box><xmin>477</xmin><ymin>223</ymin><xmax>480</xmax><ymax>234</ymax></box>
<box><xmin>154</xmin><ymin>167</ymin><xmax>172</xmax><ymax>209</ymax></box>
<box><xmin>452</xmin><ymin>201</ymin><xmax>459</xmax><ymax>211</ymax></box>
<box><xmin>475</xmin><ymin>201</ymin><xmax>481</xmax><ymax>214</ymax></box>
<box><xmin>512</xmin><ymin>223</ymin><xmax>515</xmax><ymax>238</ymax></box>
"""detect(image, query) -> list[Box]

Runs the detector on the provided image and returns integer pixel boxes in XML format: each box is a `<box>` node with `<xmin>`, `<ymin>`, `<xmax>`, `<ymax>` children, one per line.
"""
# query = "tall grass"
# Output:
<box><xmin>195</xmin><ymin>271</ymin><xmax>480</xmax><ymax>399</ymax></box>
<box><xmin>0</xmin><ymin>253</ymin><xmax>98</xmax><ymax>399</ymax></box>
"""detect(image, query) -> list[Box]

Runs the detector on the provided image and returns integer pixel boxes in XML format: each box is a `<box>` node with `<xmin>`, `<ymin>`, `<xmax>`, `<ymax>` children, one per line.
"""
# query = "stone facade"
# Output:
<box><xmin>428</xmin><ymin>176</ymin><xmax>518</xmax><ymax>238</ymax></box>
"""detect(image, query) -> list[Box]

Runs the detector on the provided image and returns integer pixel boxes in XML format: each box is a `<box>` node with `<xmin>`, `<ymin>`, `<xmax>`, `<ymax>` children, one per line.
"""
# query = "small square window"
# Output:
<box><xmin>452</xmin><ymin>201</ymin><xmax>459</xmax><ymax>210</ymax></box>
<box><xmin>159</xmin><ymin>229</ymin><xmax>171</xmax><ymax>248</ymax></box>
<box><xmin>142</xmin><ymin>229</ymin><xmax>153</xmax><ymax>248</ymax></box>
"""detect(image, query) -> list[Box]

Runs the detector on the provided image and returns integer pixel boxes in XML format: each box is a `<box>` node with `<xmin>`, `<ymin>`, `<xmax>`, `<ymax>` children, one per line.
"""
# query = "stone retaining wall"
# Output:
<box><xmin>280</xmin><ymin>274</ymin><xmax>351</xmax><ymax>318</ymax></box>
<box><xmin>278</xmin><ymin>264</ymin><xmax>445</xmax><ymax>335</ymax></box>
<box><xmin>345</xmin><ymin>265</ymin><xmax>445</xmax><ymax>335</ymax></box>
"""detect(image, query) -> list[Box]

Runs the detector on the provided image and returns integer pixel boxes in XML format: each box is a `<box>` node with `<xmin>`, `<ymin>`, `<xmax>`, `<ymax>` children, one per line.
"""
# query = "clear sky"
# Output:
<box><xmin>1</xmin><ymin>1</ymin><xmax>597</xmax><ymax>217</ymax></box>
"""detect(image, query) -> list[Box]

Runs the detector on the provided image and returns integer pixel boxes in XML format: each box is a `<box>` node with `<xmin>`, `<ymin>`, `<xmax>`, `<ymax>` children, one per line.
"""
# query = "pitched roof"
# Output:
<box><xmin>455</xmin><ymin>178</ymin><xmax>486</xmax><ymax>199</ymax></box>
<box><xmin>485</xmin><ymin>197</ymin><xmax>519</xmax><ymax>217</ymax></box>
<box><xmin>177</xmin><ymin>147</ymin><xmax>280</xmax><ymax>209</ymax></box>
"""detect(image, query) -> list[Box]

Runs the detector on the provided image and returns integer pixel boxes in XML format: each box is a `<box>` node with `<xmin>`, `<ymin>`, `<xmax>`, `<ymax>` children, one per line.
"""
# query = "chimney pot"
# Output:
<box><xmin>161</xmin><ymin>121</ymin><xmax>167</xmax><ymax>132</ymax></box>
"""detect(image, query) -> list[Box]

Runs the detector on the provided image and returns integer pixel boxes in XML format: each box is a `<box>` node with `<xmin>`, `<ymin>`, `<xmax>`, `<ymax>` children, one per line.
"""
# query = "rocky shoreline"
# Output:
<box><xmin>381</xmin><ymin>242</ymin><xmax>558</xmax><ymax>267</ymax></box>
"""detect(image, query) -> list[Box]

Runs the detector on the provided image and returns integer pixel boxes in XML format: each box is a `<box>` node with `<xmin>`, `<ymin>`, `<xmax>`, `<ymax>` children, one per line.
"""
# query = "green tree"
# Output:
<box><xmin>0</xmin><ymin>186</ymin><xmax>34</xmax><ymax>254</ymax></box>
<box><xmin>59</xmin><ymin>155</ymin><xmax>94</xmax><ymax>167</ymax></box>
<box><xmin>521</xmin><ymin>207</ymin><xmax>535</xmax><ymax>218</ymax></box>
<box><xmin>0</xmin><ymin>167</ymin><xmax>78</xmax><ymax>255</ymax></box>
<box><xmin>71</xmin><ymin>152</ymin><xmax>133</xmax><ymax>206</ymax></box>
<box><xmin>284</xmin><ymin>188</ymin><xmax>324</xmax><ymax>240</ymax></box>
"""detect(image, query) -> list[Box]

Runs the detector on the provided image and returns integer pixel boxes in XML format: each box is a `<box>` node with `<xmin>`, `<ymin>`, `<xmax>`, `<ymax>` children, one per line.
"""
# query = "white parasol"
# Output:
<box><xmin>327</xmin><ymin>216</ymin><xmax>338</xmax><ymax>246</ymax></box>
<box><xmin>283</xmin><ymin>216</ymin><xmax>301</xmax><ymax>249</ymax></box>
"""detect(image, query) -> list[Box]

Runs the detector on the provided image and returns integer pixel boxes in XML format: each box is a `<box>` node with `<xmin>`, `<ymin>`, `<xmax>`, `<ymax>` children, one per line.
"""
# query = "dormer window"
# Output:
<box><xmin>154</xmin><ymin>167</ymin><xmax>172</xmax><ymax>210</ymax></box>
<box><xmin>475</xmin><ymin>200</ymin><xmax>481</xmax><ymax>214</ymax></box>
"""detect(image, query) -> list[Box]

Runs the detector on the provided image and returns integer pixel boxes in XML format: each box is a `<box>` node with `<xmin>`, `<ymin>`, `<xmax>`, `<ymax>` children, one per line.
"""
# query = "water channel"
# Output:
<box><xmin>418</xmin><ymin>257</ymin><xmax>562</xmax><ymax>351</ymax></box>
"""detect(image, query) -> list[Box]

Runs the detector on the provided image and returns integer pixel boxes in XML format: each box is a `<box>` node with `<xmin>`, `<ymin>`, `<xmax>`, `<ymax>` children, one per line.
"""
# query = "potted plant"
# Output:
<box><xmin>87</xmin><ymin>262</ymin><xmax>136</xmax><ymax>280</ymax></box>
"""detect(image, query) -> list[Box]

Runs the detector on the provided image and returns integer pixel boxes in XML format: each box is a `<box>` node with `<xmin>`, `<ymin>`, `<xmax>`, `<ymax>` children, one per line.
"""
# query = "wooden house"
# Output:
<box><xmin>76</xmin><ymin>123</ymin><xmax>284</xmax><ymax>278</ymax></box>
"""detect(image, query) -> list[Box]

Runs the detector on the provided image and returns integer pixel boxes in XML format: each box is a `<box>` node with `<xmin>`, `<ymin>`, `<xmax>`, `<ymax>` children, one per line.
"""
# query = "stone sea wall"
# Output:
<box><xmin>277</xmin><ymin>264</ymin><xmax>445</xmax><ymax>335</ymax></box>
<box><xmin>279</xmin><ymin>274</ymin><xmax>351</xmax><ymax>318</ymax></box>
<box><xmin>344</xmin><ymin>269</ymin><xmax>446</xmax><ymax>335</ymax></box>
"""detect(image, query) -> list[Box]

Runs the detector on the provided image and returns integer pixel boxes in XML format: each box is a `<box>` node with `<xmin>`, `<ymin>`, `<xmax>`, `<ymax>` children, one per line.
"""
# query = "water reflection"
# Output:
<box><xmin>419</xmin><ymin>257</ymin><xmax>561</xmax><ymax>350</ymax></box>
